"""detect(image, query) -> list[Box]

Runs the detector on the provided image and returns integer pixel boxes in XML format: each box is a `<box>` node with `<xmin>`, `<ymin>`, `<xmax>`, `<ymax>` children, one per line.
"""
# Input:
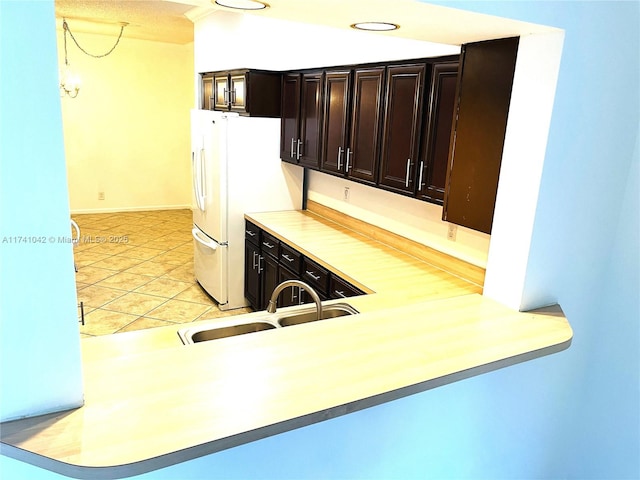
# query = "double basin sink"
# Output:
<box><xmin>178</xmin><ymin>303</ymin><xmax>358</xmax><ymax>345</ymax></box>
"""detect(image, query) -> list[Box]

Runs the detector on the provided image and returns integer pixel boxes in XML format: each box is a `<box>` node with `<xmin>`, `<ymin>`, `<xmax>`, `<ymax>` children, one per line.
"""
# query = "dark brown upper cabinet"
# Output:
<box><xmin>201</xmin><ymin>69</ymin><xmax>281</xmax><ymax>117</ymax></box>
<box><xmin>280</xmin><ymin>72</ymin><xmax>323</xmax><ymax>169</ymax></box>
<box><xmin>320</xmin><ymin>67</ymin><xmax>385</xmax><ymax>185</ymax></box>
<box><xmin>443</xmin><ymin>37</ymin><xmax>519</xmax><ymax>234</ymax></box>
<box><xmin>378</xmin><ymin>64</ymin><xmax>427</xmax><ymax>195</ymax></box>
<box><xmin>417</xmin><ymin>60</ymin><xmax>459</xmax><ymax>205</ymax></box>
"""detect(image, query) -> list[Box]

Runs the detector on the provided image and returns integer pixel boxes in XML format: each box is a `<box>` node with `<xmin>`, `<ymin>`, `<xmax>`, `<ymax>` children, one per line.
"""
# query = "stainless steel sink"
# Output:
<box><xmin>177</xmin><ymin>303</ymin><xmax>358</xmax><ymax>345</ymax></box>
<box><xmin>274</xmin><ymin>303</ymin><xmax>358</xmax><ymax>327</ymax></box>
<box><xmin>178</xmin><ymin>321</ymin><xmax>277</xmax><ymax>345</ymax></box>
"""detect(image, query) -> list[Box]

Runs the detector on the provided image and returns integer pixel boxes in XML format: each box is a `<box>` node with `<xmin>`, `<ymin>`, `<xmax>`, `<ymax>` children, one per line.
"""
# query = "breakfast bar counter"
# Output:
<box><xmin>0</xmin><ymin>205</ymin><xmax>573</xmax><ymax>479</ymax></box>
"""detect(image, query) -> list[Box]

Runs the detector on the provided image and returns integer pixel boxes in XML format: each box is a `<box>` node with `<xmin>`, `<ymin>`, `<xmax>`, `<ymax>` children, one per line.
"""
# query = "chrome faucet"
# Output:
<box><xmin>266</xmin><ymin>280</ymin><xmax>323</xmax><ymax>321</ymax></box>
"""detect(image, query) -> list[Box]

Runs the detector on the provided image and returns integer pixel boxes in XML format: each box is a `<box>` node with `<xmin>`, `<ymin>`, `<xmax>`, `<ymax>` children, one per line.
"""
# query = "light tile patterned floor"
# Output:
<box><xmin>72</xmin><ymin>209</ymin><xmax>252</xmax><ymax>337</ymax></box>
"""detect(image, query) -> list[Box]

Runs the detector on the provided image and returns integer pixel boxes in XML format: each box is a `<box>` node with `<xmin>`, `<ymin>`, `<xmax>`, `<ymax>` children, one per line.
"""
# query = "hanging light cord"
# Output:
<box><xmin>62</xmin><ymin>18</ymin><xmax>126</xmax><ymax>60</ymax></box>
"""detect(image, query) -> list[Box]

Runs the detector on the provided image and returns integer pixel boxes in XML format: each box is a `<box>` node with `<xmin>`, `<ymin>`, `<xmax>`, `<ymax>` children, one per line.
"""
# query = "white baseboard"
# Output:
<box><xmin>70</xmin><ymin>204</ymin><xmax>193</xmax><ymax>215</ymax></box>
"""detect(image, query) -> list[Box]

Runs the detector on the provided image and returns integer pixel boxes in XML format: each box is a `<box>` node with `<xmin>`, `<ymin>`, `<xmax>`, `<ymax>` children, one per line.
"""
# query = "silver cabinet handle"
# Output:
<box><xmin>230</xmin><ymin>88</ymin><xmax>236</xmax><ymax>105</ymax></box>
<box><xmin>334</xmin><ymin>290</ymin><xmax>347</xmax><ymax>298</ymax></box>
<box><xmin>296</xmin><ymin>139</ymin><xmax>302</xmax><ymax>160</ymax></box>
<box><xmin>418</xmin><ymin>161</ymin><xmax>425</xmax><ymax>189</ymax></box>
<box><xmin>257</xmin><ymin>255</ymin><xmax>264</xmax><ymax>274</ymax></box>
<box><xmin>223</xmin><ymin>88</ymin><xmax>228</xmax><ymax>105</ymax></box>
<box><xmin>245</xmin><ymin>230</ymin><xmax>256</xmax><ymax>237</ymax></box>
<box><xmin>305</xmin><ymin>270</ymin><xmax>321</xmax><ymax>281</ymax></box>
<box><xmin>299</xmin><ymin>287</ymin><xmax>305</xmax><ymax>305</ymax></box>
<box><xmin>262</xmin><ymin>241</ymin><xmax>274</xmax><ymax>249</ymax></box>
<box><xmin>282</xmin><ymin>254</ymin><xmax>294</xmax><ymax>263</ymax></box>
<box><xmin>290</xmin><ymin>138</ymin><xmax>295</xmax><ymax>158</ymax></box>
<box><xmin>252</xmin><ymin>251</ymin><xmax>258</xmax><ymax>269</ymax></box>
<box><xmin>337</xmin><ymin>147</ymin><xmax>343</xmax><ymax>170</ymax></box>
<box><xmin>346</xmin><ymin>148</ymin><xmax>352</xmax><ymax>172</ymax></box>
<box><xmin>405</xmin><ymin>158</ymin><xmax>413</xmax><ymax>188</ymax></box>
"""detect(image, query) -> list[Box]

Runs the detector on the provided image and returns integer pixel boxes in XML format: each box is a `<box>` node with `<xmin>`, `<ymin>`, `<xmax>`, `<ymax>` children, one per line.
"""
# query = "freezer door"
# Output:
<box><xmin>192</xmin><ymin>225</ymin><xmax>228</xmax><ymax>307</ymax></box>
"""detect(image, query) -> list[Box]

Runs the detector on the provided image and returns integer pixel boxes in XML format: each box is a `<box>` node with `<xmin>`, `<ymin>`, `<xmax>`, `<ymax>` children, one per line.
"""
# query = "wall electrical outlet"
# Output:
<box><xmin>447</xmin><ymin>223</ymin><xmax>457</xmax><ymax>241</ymax></box>
<box><xmin>343</xmin><ymin>186</ymin><xmax>350</xmax><ymax>202</ymax></box>
<box><xmin>98</xmin><ymin>192</ymin><xmax>105</xmax><ymax>201</ymax></box>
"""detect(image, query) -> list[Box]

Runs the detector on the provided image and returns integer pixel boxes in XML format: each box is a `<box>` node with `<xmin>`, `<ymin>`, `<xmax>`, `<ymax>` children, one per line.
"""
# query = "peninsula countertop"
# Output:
<box><xmin>0</xmin><ymin>207</ymin><xmax>573</xmax><ymax>479</ymax></box>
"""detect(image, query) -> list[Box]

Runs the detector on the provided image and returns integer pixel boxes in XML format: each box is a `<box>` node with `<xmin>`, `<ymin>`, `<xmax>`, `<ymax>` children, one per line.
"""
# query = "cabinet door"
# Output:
<box><xmin>213</xmin><ymin>74</ymin><xmax>230</xmax><ymax>111</ymax></box>
<box><xmin>348</xmin><ymin>67</ymin><xmax>385</xmax><ymax>185</ymax></box>
<box><xmin>417</xmin><ymin>62</ymin><xmax>458</xmax><ymax>204</ymax></box>
<box><xmin>229</xmin><ymin>73</ymin><xmax>247</xmax><ymax>113</ymax></box>
<box><xmin>320</xmin><ymin>70</ymin><xmax>351</xmax><ymax>175</ymax></box>
<box><xmin>280</xmin><ymin>74</ymin><xmax>301</xmax><ymax>162</ymax></box>
<box><xmin>260</xmin><ymin>254</ymin><xmax>279</xmax><ymax>310</ymax></box>
<box><xmin>443</xmin><ymin>37</ymin><xmax>519</xmax><ymax>234</ymax></box>
<box><xmin>378</xmin><ymin>64</ymin><xmax>426</xmax><ymax>194</ymax></box>
<box><xmin>202</xmin><ymin>74</ymin><xmax>214</xmax><ymax>110</ymax></box>
<box><xmin>244</xmin><ymin>242</ymin><xmax>261</xmax><ymax>310</ymax></box>
<box><xmin>277</xmin><ymin>267</ymin><xmax>301</xmax><ymax>308</ymax></box>
<box><xmin>298</xmin><ymin>72</ymin><xmax>323</xmax><ymax>169</ymax></box>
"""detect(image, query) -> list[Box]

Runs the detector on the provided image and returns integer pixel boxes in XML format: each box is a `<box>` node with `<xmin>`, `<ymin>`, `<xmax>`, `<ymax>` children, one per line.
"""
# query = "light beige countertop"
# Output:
<box><xmin>0</xmin><ymin>206</ymin><xmax>573</xmax><ymax>479</ymax></box>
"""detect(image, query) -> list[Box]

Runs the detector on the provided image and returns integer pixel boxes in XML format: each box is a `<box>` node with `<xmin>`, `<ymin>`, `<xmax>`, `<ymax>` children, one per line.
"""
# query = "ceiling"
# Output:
<box><xmin>54</xmin><ymin>0</ymin><xmax>559</xmax><ymax>47</ymax></box>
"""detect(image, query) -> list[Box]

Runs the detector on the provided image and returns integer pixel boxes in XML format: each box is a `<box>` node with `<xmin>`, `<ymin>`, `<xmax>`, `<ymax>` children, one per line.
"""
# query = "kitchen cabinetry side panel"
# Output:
<box><xmin>443</xmin><ymin>37</ymin><xmax>519</xmax><ymax>234</ymax></box>
<box><xmin>349</xmin><ymin>67</ymin><xmax>385</xmax><ymax>185</ymax></box>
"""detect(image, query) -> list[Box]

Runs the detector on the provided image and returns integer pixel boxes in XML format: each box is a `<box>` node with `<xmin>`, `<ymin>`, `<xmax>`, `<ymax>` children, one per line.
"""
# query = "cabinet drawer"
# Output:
<box><xmin>329</xmin><ymin>275</ymin><xmax>363</xmax><ymax>299</ymax></box>
<box><xmin>301</xmin><ymin>258</ymin><xmax>329</xmax><ymax>295</ymax></box>
<box><xmin>245</xmin><ymin>221</ymin><xmax>260</xmax><ymax>246</ymax></box>
<box><xmin>279</xmin><ymin>243</ymin><xmax>301</xmax><ymax>274</ymax></box>
<box><xmin>261</xmin><ymin>232</ymin><xmax>280</xmax><ymax>259</ymax></box>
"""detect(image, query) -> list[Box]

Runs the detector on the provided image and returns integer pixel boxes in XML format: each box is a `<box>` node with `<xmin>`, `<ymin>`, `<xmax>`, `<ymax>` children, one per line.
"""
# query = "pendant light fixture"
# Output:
<box><xmin>59</xmin><ymin>18</ymin><xmax>127</xmax><ymax>98</ymax></box>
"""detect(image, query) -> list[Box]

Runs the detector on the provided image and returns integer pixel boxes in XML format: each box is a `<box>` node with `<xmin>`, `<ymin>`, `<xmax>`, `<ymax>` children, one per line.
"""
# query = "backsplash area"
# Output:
<box><xmin>307</xmin><ymin>169</ymin><xmax>490</xmax><ymax>268</ymax></box>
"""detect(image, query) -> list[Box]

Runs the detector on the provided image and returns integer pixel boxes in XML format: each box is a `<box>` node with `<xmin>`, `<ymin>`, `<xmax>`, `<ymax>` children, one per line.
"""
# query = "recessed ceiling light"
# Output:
<box><xmin>351</xmin><ymin>22</ymin><xmax>399</xmax><ymax>31</ymax></box>
<box><xmin>214</xmin><ymin>0</ymin><xmax>268</xmax><ymax>10</ymax></box>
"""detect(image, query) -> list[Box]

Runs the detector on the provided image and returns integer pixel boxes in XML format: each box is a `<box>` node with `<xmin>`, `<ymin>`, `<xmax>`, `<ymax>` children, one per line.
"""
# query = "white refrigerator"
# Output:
<box><xmin>190</xmin><ymin>109</ymin><xmax>302</xmax><ymax>310</ymax></box>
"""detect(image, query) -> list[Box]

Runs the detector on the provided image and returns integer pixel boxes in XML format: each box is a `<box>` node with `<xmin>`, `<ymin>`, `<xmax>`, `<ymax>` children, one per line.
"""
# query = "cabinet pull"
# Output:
<box><xmin>305</xmin><ymin>270</ymin><xmax>321</xmax><ymax>281</ymax></box>
<box><xmin>262</xmin><ymin>241</ymin><xmax>274</xmax><ymax>249</ymax></box>
<box><xmin>257</xmin><ymin>255</ymin><xmax>264</xmax><ymax>274</ymax></box>
<box><xmin>418</xmin><ymin>161</ymin><xmax>425</xmax><ymax>189</ymax></box>
<box><xmin>334</xmin><ymin>290</ymin><xmax>347</xmax><ymax>298</ymax></box>
<box><xmin>337</xmin><ymin>147</ymin><xmax>343</xmax><ymax>170</ymax></box>
<box><xmin>296</xmin><ymin>139</ymin><xmax>302</xmax><ymax>160</ymax></box>
<box><xmin>290</xmin><ymin>138</ymin><xmax>295</xmax><ymax>159</ymax></box>
<box><xmin>299</xmin><ymin>287</ymin><xmax>305</xmax><ymax>305</ymax></box>
<box><xmin>282</xmin><ymin>254</ymin><xmax>294</xmax><ymax>263</ymax></box>
<box><xmin>405</xmin><ymin>158</ymin><xmax>413</xmax><ymax>188</ymax></box>
<box><xmin>346</xmin><ymin>148</ymin><xmax>352</xmax><ymax>172</ymax></box>
<box><xmin>230</xmin><ymin>88</ymin><xmax>236</xmax><ymax>105</ymax></box>
<box><xmin>252</xmin><ymin>251</ymin><xmax>258</xmax><ymax>269</ymax></box>
<box><xmin>291</xmin><ymin>287</ymin><xmax>298</xmax><ymax>303</ymax></box>
<box><xmin>223</xmin><ymin>88</ymin><xmax>228</xmax><ymax>105</ymax></box>
<box><xmin>246</xmin><ymin>230</ymin><xmax>256</xmax><ymax>237</ymax></box>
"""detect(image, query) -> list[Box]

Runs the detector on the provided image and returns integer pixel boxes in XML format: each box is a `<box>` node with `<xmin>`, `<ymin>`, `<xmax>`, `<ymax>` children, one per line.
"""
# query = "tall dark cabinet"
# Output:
<box><xmin>443</xmin><ymin>37</ymin><xmax>519</xmax><ymax>234</ymax></box>
<box><xmin>378</xmin><ymin>64</ymin><xmax>426</xmax><ymax>195</ymax></box>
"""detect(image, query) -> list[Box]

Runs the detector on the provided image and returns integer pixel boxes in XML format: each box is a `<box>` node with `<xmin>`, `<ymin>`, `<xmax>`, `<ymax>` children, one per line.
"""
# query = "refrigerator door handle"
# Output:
<box><xmin>199</xmin><ymin>147</ymin><xmax>207</xmax><ymax>209</ymax></box>
<box><xmin>191</xmin><ymin>151</ymin><xmax>203</xmax><ymax>212</ymax></box>
<box><xmin>192</xmin><ymin>227</ymin><xmax>218</xmax><ymax>251</ymax></box>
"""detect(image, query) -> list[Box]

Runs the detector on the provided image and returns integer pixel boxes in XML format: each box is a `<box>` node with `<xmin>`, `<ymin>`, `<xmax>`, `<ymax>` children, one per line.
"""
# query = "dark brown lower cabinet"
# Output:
<box><xmin>443</xmin><ymin>37</ymin><xmax>519</xmax><ymax>234</ymax></box>
<box><xmin>244</xmin><ymin>222</ymin><xmax>364</xmax><ymax>311</ymax></box>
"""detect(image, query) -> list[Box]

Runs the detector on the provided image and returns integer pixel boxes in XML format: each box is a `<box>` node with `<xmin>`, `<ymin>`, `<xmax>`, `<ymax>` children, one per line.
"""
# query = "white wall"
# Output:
<box><xmin>57</xmin><ymin>27</ymin><xmax>194</xmax><ymax>213</ymax></box>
